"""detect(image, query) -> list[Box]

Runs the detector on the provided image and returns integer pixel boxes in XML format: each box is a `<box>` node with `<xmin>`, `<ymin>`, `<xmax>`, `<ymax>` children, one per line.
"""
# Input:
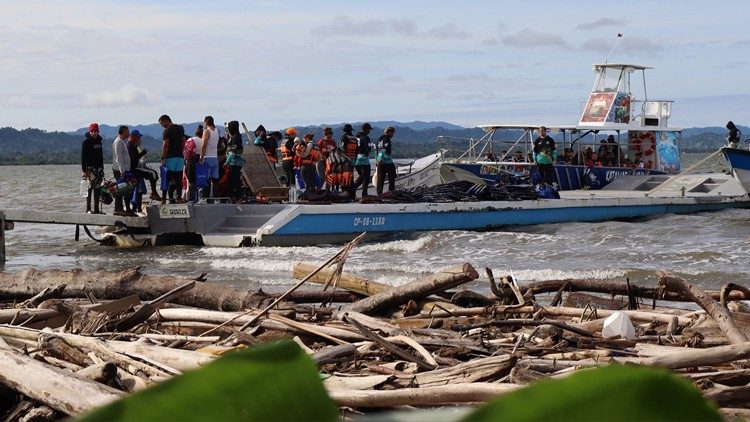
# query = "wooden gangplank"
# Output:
<box><xmin>1</xmin><ymin>209</ymin><xmax>149</xmax><ymax>228</ymax></box>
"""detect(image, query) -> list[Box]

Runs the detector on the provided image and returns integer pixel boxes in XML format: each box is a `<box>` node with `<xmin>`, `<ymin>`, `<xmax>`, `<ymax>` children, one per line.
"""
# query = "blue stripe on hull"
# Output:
<box><xmin>273</xmin><ymin>201</ymin><xmax>750</xmax><ymax>236</ymax></box>
<box><xmin>724</xmin><ymin>148</ymin><xmax>750</xmax><ymax>170</ymax></box>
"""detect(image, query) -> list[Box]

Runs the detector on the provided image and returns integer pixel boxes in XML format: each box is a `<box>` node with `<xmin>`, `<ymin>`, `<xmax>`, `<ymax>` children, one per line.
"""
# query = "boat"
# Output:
<box><xmin>438</xmin><ymin>64</ymin><xmax>681</xmax><ymax>191</ymax></box>
<box><xmin>722</xmin><ymin>146</ymin><xmax>750</xmax><ymax>191</ymax></box>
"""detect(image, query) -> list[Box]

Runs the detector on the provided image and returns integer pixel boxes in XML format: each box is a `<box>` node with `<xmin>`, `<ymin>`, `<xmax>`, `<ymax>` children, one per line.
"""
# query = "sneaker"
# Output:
<box><xmin>149</xmin><ymin>192</ymin><xmax>162</xmax><ymax>201</ymax></box>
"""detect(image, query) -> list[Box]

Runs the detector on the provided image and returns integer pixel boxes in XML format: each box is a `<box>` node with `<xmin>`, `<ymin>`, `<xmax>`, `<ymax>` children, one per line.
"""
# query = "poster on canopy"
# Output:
<box><xmin>580</xmin><ymin>92</ymin><xmax>616</xmax><ymax>124</ymax></box>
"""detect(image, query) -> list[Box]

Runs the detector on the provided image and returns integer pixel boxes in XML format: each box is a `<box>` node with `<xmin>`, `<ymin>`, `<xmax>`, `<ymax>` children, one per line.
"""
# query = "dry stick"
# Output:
<box><xmin>343</xmin><ymin>313</ymin><xmax>436</xmax><ymax>370</ymax></box>
<box><xmin>720</xmin><ymin>283</ymin><xmax>750</xmax><ymax>307</ymax></box>
<box><xmin>452</xmin><ymin>318</ymin><xmax>596</xmax><ymax>338</ymax></box>
<box><xmin>110</xmin><ymin>280</ymin><xmax>196</xmax><ymax>332</ymax></box>
<box><xmin>237</xmin><ymin>232</ymin><xmax>367</xmax><ymax>332</ymax></box>
<box><xmin>658</xmin><ymin>270</ymin><xmax>748</xmax><ymax>345</ymax></box>
<box><xmin>549</xmin><ymin>281</ymin><xmax>571</xmax><ymax>307</ymax></box>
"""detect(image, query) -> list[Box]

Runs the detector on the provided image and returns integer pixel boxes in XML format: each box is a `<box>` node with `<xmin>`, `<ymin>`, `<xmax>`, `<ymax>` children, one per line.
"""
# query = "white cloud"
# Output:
<box><xmin>426</xmin><ymin>23</ymin><xmax>470</xmax><ymax>40</ymax></box>
<box><xmin>6</xmin><ymin>95</ymin><xmax>45</xmax><ymax>108</ymax></box>
<box><xmin>502</xmin><ymin>29</ymin><xmax>572</xmax><ymax>49</ymax></box>
<box><xmin>84</xmin><ymin>85</ymin><xmax>161</xmax><ymax>108</ymax></box>
<box><xmin>313</xmin><ymin>16</ymin><xmax>469</xmax><ymax>39</ymax></box>
<box><xmin>575</xmin><ymin>18</ymin><xmax>625</xmax><ymax>31</ymax></box>
<box><xmin>581</xmin><ymin>36</ymin><xmax>662</xmax><ymax>54</ymax></box>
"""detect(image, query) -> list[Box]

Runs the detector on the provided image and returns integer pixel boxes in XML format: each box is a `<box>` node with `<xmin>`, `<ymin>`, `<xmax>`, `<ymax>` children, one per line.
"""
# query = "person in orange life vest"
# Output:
<box><xmin>317</xmin><ymin>127</ymin><xmax>336</xmax><ymax>189</ymax></box>
<box><xmin>296</xmin><ymin>133</ymin><xmax>320</xmax><ymax>191</ymax></box>
<box><xmin>280</xmin><ymin>128</ymin><xmax>298</xmax><ymax>187</ymax></box>
<box><xmin>340</xmin><ymin>123</ymin><xmax>358</xmax><ymax>162</ymax></box>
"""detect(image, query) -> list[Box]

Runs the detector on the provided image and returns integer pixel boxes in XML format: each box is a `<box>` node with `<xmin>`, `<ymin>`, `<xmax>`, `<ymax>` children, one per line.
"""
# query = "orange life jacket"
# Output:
<box><xmin>318</xmin><ymin>138</ymin><xmax>336</xmax><ymax>160</ymax></box>
<box><xmin>343</xmin><ymin>135</ymin><xmax>358</xmax><ymax>160</ymax></box>
<box><xmin>280</xmin><ymin>141</ymin><xmax>295</xmax><ymax>161</ymax></box>
<box><xmin>297</xmin><ymin>143</ymin><xmax>320</xmax><ymax>166</ymax></box>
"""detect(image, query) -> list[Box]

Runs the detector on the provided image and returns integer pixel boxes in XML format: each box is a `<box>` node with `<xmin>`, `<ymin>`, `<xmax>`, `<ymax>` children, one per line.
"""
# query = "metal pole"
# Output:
<box><xmin>0</xmin><ymin>211</ymin><xmax>5</xmax><ymax>266</ymax></box>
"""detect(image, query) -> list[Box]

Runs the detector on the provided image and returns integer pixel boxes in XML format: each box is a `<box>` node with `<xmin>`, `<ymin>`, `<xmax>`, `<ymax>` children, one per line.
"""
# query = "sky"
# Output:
<box><xmin>1</xmin><ymin>0</ymin><xmax>748</xmax><ymax>131</ymax></box>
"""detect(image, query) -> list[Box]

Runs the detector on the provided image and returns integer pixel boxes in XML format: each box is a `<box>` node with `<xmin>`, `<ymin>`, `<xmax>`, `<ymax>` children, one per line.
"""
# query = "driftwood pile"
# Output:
<box><xmin>1</xmin><ymin>241</ymin><xmax>750</xmax><ymax>419</ymax></box>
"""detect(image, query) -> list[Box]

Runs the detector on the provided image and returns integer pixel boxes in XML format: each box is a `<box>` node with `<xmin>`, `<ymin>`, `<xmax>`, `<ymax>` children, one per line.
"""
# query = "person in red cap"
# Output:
<box><xmin>81</xmin><ymin>123</ymin><xmax>105</xmax><ymax>213</ymax></box>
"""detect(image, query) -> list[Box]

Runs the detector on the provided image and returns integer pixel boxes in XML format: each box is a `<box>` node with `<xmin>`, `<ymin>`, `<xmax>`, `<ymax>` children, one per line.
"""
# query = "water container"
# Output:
<box><xmin>288</xmin><ymin>188</ymin><xmax>298</xmax><ymax>203</ymax></box>
<box><xmin>79</xmin><ymin>179</ymin><xmax>89</xmax><ymax>198</ymax></box>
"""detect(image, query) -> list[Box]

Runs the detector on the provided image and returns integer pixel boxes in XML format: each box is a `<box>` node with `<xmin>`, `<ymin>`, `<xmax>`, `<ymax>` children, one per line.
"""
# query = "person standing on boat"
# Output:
<box><xmin>225</xmin><ymin>121</ymin><xmax>245</xmax><ymax>202</ymax></box>
<box><xmin>317</xmin><ymin>127</ymin><xmax>336</xmax><ymax>189</ymax></box>
<box><xmin>297</xmin><ymin>133</ymin><xmax>320</xmax><ymax>192</ymax></box>
<box><xmin>280</xmin><ymin>128</ymin><xmax>298</xmax><ymax>187</ymax></box>
<box><xmin>376</xmin><ymin>126</ymin><xmax>397</xmax><ymax>194</ymax></box>
<box><xmin>81</xmin><ymin>123</ymin><xmax>105</xmax><ymax>214</ymax></box>
<box><xmin>159</xmin><ymin>115</ymin><xmax>186</xmax><ymax>204</ymax></box>
<box><xmin>533</xmin><ymin>126</ymin><xmax>557</xmax><ymax>186</ymax></box>
<box><xmin>112</xmin><ymin>125</ymin><xmax>133</xmax><ymax>216</ymax></box>
<box><xmin>184</xmin><ymin>125</ymin><xmax>204</xmax><ymax>203</ymax></box>
<box><xmin>341</xmin><ymin>124</ymin><xmax>358</xmax><ymax>162</ymax></box>
<box><xmin>350</xmin><ymin>122</ymin><xmax>373</xmax><ymax>199</ymax></box>
<box><xmin>127</xmin><ymin>130</ymin><xmax>147</xmax><ymax>212</ymax></box>
<box><xmin>726</xmin><ymin>121</ymin><xmax>741</xmax><ymax>148</ymax></box>
<box><xmin>199</xmin><ymin>116</ymin><xmax>221</xmax><ymax>198</ymax></box>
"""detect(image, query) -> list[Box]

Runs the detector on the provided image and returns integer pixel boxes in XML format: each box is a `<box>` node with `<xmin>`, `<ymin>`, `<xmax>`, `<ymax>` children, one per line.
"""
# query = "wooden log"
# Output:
<box><xmin>414</xmin><ymin>355</ymin><xmax>516</xmax><ymax>387</ymax></box>
<box><xmin>410</xmin><ymin>304</ymin><xmax>693</xmax><ymax>325</ymax></box>
<box><xmin>0</xmin><ymin>325</ymin><xmax>172</xmax><ymax>378</ymax></box>
<box><xmin>312</xmin><ymin>344</ymin><xmax>358</xmax><ymax>365</ymax></box>
<box><xmin>521</xmin><ymin>278</ymin><xmax>750</xmax><ymax>303</ymax></box>
<box><xmin>153</xmin><ymin>308</ymin><xmax>368</xmax><ymax>342</ymax></box>
<box><xmin>17</xmin><ymin>285</ymin><xmax>67</xmax><ymax>309</ymax></box>
<box><xmin>108</xmin><ymin>281</ymin><xmax>195</xmax><ymax>331</ymax></box>
<box><xmin>20</xmin><ymin>406</ymin><xmax>56</xmax><ymax>422</ymax></box>
<box><xmin>346</xmin><ymin>263</ymin><xmax>479</xmax><ymax>315</ymax></box>
<box><xmin>75</xmin><ymin>362</ymin><xmax>118</xmax><ymax>384</ymax></box>
<box><xmin>632</xmin><ymin>342</ymin><xmax>750</xmax><ymax>369</ymax></box>
<box><xmin>0</xmin><ymin>308</ymin><xmax>61</xmax><ymax>325</ymax></box>
<box><xmin>0</xmin><ymin>267</ymin><xmax>270</xmax><ymax>311</ymax></box>
<box><xmin>658</xmin><ymin>270</ymin><xmax>748</xmax><ymax>344</ymax></box>
<box><xmin>293</xmin><ymin>262</ymin><xmax>389</xmax><ymax>296</ymax></box>
<box><xmin>327</xmin><ymin>383</ymin><xmax>523</xmax><ymax>407</ymax></box>
<box><xmin>705</xmin><ymin>385</ymin><xmax>750</xmax><ymax>407</ymax></box>
<box><xmin>0</xmin><ymin>348</ymin><xmax>124</xmax><ymax>415</ymax></box>
<box><xmin>38</xmin><ymin>333</ymin><xmax>92</xmax><ymax>367</ymax></box>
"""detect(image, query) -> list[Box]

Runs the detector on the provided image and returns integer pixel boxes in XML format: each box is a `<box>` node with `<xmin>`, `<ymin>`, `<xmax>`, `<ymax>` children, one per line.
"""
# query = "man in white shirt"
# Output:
<box><xmin>112</xmin><ymin>125</ymin><xmax>133</xmax><ymax>216</ymax></box>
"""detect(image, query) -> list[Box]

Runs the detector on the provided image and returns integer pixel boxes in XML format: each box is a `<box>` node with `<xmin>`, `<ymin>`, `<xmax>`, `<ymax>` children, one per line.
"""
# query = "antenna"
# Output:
<box><xmin>604</xmin><ymin>33</ymin><xmax>623</xmax><ymax>64</ymax></box>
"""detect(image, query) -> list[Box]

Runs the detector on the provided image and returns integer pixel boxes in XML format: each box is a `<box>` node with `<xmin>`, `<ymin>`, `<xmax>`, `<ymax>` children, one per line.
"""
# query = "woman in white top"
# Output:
<box><xmin>200</xmin><ymin>115</ymin><xmax>221</xmax><ymax>198</ymax></box>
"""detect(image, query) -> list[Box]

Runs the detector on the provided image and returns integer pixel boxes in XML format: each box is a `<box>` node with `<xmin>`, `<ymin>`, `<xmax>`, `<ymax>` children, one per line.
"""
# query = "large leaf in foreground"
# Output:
<box><xmin>80</xmin><ymin>341</ymin><xmax>337</xmax><ymax>421</ymax></box>
<box><xmin>465</xmin><ymin>365</ymin><xmax>720</xmax><ymax>421</ymax></box>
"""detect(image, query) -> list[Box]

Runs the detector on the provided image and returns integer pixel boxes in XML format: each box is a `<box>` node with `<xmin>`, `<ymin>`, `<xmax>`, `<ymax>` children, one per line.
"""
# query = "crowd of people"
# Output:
<box><xmin>481</xmin><ymin>127</ymin><xmax>649</xmax><ymax>187</ymax></box>
<box><xmin>80</xmin><ymin>117</ymin><xmax>398</xmax><ymax>216</ymax></box>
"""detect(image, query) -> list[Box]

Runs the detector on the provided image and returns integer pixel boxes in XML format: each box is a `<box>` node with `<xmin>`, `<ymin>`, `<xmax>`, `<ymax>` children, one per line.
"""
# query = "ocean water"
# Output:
<box><xmin>0</xmin><ymin>153</ymin><xmax>748</xmax><ymax>293</ymax></box>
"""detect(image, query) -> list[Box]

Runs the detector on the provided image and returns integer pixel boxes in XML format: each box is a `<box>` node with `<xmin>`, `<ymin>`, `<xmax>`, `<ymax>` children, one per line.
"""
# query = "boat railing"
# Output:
<box><xmin>437</xmin><ymin>133</ymin><xmax>531</xmax><ymax>163</ymax></box>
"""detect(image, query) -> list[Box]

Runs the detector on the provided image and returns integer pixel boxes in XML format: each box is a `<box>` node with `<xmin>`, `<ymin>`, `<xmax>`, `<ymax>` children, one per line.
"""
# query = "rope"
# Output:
<box><xmin>647</xmin><ymin>148</ymin><xmax>722</xmax><ymax>194</ymax></box>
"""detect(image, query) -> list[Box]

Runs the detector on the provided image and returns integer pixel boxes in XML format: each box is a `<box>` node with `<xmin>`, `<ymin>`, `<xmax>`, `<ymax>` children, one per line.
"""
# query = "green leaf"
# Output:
<box><xmin>79</xmin><ymin>341</ymin><xmax>337</xmax><ymax>422</ymax></box>
<box><xmin>465</xmin><ymin>365</ymin><xmax>720</xmax><ymax>422</ymax></box>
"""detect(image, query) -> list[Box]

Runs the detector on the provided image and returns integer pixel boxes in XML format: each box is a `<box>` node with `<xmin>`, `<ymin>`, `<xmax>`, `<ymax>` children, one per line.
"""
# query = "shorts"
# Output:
<box><xmin>164</xmin><ymin>157</ymin><xmax>184</xmax><ymax>172</ymax></box>
<box><xmin>204</xmin><ymin>156</ymin><xmax>220</xmax><ymax>179</ymax></box>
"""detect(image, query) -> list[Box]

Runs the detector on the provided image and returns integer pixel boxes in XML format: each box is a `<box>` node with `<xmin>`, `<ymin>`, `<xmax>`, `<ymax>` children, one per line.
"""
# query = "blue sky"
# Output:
<box><xmin>1</xmin><ymin>0</ymin><xmax>748</xmax><ymax>131</ymax></box>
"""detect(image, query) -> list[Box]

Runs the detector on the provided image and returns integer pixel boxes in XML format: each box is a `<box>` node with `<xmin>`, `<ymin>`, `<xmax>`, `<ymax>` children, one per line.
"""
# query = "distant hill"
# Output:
<box><xmin>70</xmin><ymin>120</ymin><xmax>467</xmax><ymax>139</ymax></box>
<box><xmin>0</xmin><ymin>122</ymin><xmax>744</xmax><ymax>165</ymax></box>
